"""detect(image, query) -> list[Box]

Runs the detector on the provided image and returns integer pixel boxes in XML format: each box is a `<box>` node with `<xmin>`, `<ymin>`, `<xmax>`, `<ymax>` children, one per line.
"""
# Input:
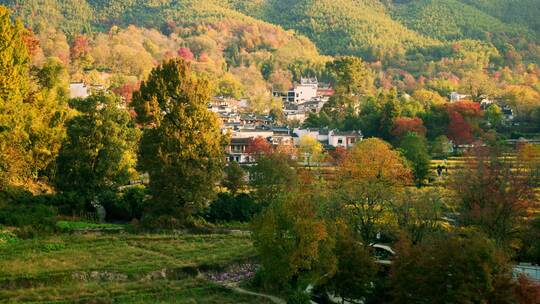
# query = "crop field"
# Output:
<box><xmin>0</xmin><ymin>232</ymin><xmax>264</xmax><ymax>303</ymax></box>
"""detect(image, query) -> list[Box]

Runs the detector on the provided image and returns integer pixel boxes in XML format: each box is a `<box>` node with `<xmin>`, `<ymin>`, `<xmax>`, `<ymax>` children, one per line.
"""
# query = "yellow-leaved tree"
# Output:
<box><xmin>335</xmin><ymin>138</ymin><xmax>412</xmax><ymax>244</ymax></box>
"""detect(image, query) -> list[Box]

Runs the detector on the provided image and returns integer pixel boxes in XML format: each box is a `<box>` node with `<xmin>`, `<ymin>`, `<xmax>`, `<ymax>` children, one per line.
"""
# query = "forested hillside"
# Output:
<box><xmin>2</xmin><ymin>0</ymin><xmax>539</xmax><ymax>110</ymax></box>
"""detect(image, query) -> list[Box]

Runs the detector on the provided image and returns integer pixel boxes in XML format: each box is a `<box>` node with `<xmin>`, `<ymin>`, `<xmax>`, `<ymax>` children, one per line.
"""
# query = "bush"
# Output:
<box><xmin>0</xmin><ymin>230</ymin><xmax>19</xmax><ymax>246</ymax></box>
<box><xmin>0</xmin><ymin>203</ymin><xmax>57</xmax><ymax>237</ymax></box>
<box><xmin>205</xmin><ymin>193</ymin><xmax>260</xmax><ymax>223</ymax></box>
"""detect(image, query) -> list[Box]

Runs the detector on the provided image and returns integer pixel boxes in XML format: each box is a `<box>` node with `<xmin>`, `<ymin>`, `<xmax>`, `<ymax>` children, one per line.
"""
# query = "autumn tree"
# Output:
<box><xmin>391</xmin><ymin>231</ymin><xmax>516</xmax><ymax>303</ymax></box>
<box><xmin>55</xmin><ymin>94</ymin><xmax>140</xmax><ymax>211</ymax></box>
<box><xmin>391</xmin><ymin>188</ymin><xmax>446</xmax><ymax>244</ymax></box>
<box><xmin>252</xmin><ymin>174</ymin><xmax>335</xmax><ymax>289</ymax></box>
<box><xmin>451</xmin><ymin>147</ymin><xmax>536</xmax><ymax>245</ymax></box>
<box><xmin>245</xmin><ymin>136</ymin><xmax>273</xmax><ymax>159</ymax></box>
<box><xmin>298</xmin><ymin>135</ymin><xmax>323</xmax><ymax>166</ymax></box>
<box><xmin>0</xmin><ymin>7</ymin><xmax>29</xmax><ymax>101</ymax></box>
<box><xmin>390</xmin><ymin>117</ymin><xmax>427</xmax><ymax>139</ymax></box>
<box><xmin>132</xmin><ymin>59</ymin><xmax>227</xmax><ymax>226</ymax></box>
<box><xmin>0</xmin><ymin>7</ymin><xmax>31</xmax><ymax>187</ymax></box>
<box><xmin>446</xmin><ymin>111</ymin><xmax>473</xmax><ymax>144</ymax></box>
<box><xmin>336</xmin><ymin>138</ymin><xmax>412</xmax><ymax>244</ymax></box>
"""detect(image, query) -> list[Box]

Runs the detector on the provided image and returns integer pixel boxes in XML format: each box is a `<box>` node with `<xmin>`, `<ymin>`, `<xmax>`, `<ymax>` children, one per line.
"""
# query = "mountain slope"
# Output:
<box><xmin>460</xmin><ymin>0</ymin><xmax>540</xmax><ymax>35</ymax></box>
<box><xmin>390</xmin><ymin>0</ymin><xmax>532</xmax><ymax>44</ymax></box>
<box><xmin>231</xmin><ymin>0</ymin><xmax>438</xmax><ymax>60</ymax></box>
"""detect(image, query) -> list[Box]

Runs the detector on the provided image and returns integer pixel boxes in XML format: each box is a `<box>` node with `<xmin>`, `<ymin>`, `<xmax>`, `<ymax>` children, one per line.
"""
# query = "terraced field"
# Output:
<box><xmin>0</xmin><ymin>232</ymin><xmax>266</xmax><ymax>303</ymax></box>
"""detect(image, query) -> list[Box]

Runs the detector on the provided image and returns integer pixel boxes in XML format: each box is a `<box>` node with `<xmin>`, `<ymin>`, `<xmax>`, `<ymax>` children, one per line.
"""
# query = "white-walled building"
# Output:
<box><xmin>328</xmin><ymin>130</ymin><xmax>363</xmax><ymax>148</ymax></box>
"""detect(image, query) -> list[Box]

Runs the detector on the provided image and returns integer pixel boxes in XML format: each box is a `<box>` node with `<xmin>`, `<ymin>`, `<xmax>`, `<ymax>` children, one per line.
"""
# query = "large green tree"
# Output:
<box><xmin>132</xmin><ymin>59</ymin><xmax>227</xmax><ymax>226</ymax></box>
<box><xmin>398</xmin><ymin>132</ymin><xmax>431</xmax><ymax>186</ymax></box>
<box><xmin>55</xmin><ymin>94</ymin><xmax>140</xmax><ymax>210</ymax></box>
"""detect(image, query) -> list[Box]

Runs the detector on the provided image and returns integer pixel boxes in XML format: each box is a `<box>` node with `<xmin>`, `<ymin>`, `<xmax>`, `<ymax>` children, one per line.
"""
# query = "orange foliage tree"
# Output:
<box><xmin>336</xmin><ymin>138</ymin><xmax>412</xmax><ymax>243</ymax></box>
<box><xmin>390</xmin><ymin>117</ymin><xmax>427</xmax><ymax>138</ymax></box>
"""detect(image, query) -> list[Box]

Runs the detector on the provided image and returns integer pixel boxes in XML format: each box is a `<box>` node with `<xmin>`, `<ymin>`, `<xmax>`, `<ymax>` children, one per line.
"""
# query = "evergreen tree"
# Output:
<box><xmin>132</xmin><ymin>59</ymin><xmax>227</xmax><ymax>226</ymax></box>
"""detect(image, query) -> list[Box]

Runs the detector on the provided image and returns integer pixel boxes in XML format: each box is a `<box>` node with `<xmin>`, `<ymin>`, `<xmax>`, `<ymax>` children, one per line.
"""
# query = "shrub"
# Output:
<box><xmin>205</xmin><ymin>193</ymin><xmax>260</xmax><ymax>223</ymax></box>
<box><xmin>0</xmin><ymin>203</ymin><xmax>57</xmax><ymax>237</ymax></box>
<box><xmin>42</xmin><ymin>242</ymin><xmax>66</xmax><ymax>252</ymax></box>
<box><xmin>0</xmin><ymin>230</ymin><xmax>19</xmax><ymax>246</ymax></box>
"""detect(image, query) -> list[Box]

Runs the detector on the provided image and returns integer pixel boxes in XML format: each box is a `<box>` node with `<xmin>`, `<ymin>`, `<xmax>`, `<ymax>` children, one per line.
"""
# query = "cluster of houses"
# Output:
<box><xmin>209</xmin><ymin>96</ymin><xmax>362</xmax><ymax>164</ymax></box>
<box><xmin>273</xmin><ymin>77</ymin><xmax>334</xmax><ymax>123</ymax></box>
<box><xmin>206</xmin><ymin>78</ymin><xmax>362</xmax><ymax>164</ymax></box>
<box><xmin>207</xmin><ymin>78</ymin><xmax>363</xmax><ymax>164</ymax></box>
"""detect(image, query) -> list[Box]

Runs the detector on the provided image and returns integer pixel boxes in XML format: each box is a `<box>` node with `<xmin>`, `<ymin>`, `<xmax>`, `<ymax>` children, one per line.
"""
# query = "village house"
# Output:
<box><xmin>449</xmin><ymin>92</ymin><xmax>470</xmax><ymax>102</ymax></box>
<box><xmin>226</xmin><ymin>137</ymin><xmax>253</xmax><ymax>163</ymax></box>
<box><xmin>328</xmin><ymin>130</ymin><xmax>363</xmax><ymax>148</ymax></box>
<box><xmin>292</xmin><ymin>128</ymin><xmax>363</xmax><ymax>148</ymax></box>
<box><xmin>69</xmin><ymin>82</ymin><xmax>90</xmax><ymax>99</ymax></box>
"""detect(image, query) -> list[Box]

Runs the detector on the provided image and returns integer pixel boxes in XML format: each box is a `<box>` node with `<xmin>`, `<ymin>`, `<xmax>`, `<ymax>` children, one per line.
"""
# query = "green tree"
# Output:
<box><xmin>326</xmin><ymin>223</ymin><xmax>378</xmax><ymax>302</ymax></box>
<box><xmin>27</xmin><ymin>57</ymin><xmax>70</xmax><ymax>178</ymax></box>
<box><xmin>379</xmin><ymin>91</ymin><xmax>401</xmax><ymax>140</ymax></box>
<box><xmin>249</xmin><ymin>152</ymin><xmax>298</xmax><ymax>206</ymax></box>
<box><xmin>391</xmin><ymin>188</ymin><xmax>446</xmax><ymax>244</ymax></box>
<box><xmin>398</xmin><ymin>132</ymin><xmax>431</xmax><ymax>186</ymax></box>
<box><xmin>55</xmin><ymin>94</ymin><xmax>140</xmax><ymax>211</ymax></box>
<box><xmin>430</xmin><ymin>135</ymin><xmax>453</xmax><ymax>158</ymax></box>
<box><xmin>326</xmin><ymin>56</ymin><xmax>374</xmax><ymax>96</ymax></box>
<box><xmin>132</xmin><ymin>59</ymin><xmax>227</xmax><ymax>226</ymax></box>
<box><xmin>485</xmin><ymin>104</ymin><xmax>504</xmax><ymax>128</ymax></box>
<box><xmin>223</xmin><ymin>161</ymin><xmax>245</xmax><ymax>194</ymax></box>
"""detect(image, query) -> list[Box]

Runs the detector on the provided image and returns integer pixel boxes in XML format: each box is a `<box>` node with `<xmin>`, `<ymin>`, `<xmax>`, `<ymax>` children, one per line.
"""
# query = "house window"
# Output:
<box><xmin>350</xmin><ymin>138</ymin><xmax>356</xmax><ymax>143</ymax></box>
<box><xmin>338</xmin><ymin>139</ymin><xmax>343</xmax><ymax>144</ymax></box>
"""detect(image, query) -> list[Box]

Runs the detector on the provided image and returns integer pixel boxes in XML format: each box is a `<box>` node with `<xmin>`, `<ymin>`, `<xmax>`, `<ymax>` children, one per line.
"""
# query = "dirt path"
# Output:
<box><xmin>224</xmin><ymin>284</ymin><xmax>286</xmax><ymax>304</ymax></box>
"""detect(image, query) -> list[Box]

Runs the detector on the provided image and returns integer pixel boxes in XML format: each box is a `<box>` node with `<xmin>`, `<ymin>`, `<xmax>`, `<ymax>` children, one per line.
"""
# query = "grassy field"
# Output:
<box><xmin>0</xmin><ymin>232</ymin><xmax>262</xmax><ymax>303</ymax></box>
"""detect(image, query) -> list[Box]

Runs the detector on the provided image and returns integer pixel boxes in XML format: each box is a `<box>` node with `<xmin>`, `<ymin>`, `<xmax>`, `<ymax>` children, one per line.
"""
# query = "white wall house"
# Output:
<box><xmin>450</xmin><ymin>92</ymin><xmax>470</xmax><ymax>102</ymax></box>
<box><xmin>294</xmin><ymin>77</ymin><xmax>318</xmax><ymax>103</ymax></box>
<box><xmin>328</xmin><ymin>130</ymin><xmax>363</xmax><ymax>148</ymax></box>
<box><xmin>69</xmin><ymin>83</ymin><xmax>89</xmax><ymax>99</ymax></box>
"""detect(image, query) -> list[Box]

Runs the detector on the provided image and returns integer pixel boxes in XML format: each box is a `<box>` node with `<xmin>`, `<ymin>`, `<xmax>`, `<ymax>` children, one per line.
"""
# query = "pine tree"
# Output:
<box><xmin>132</xmin><ymin>59</ymin><xmax>227</xmax><ymax>226</ymax></box>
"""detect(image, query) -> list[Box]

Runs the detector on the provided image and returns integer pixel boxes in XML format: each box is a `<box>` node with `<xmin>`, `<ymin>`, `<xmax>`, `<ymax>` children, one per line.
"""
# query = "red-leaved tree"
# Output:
<box><xmin>391</xmin><ymin>117</ymin><xmax>427</xmax><ymax>138</ymax></box>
